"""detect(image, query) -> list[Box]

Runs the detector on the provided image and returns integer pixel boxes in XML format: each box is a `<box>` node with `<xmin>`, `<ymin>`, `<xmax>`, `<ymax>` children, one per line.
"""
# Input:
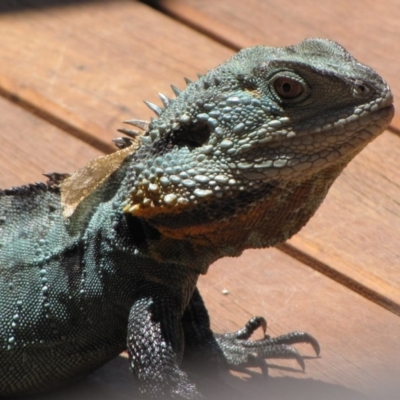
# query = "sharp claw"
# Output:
<box><xmin>236</xmin><ymin>316</ymin><xmax>268</xmax><ymax>340</ymax></box>
<box><xmin>258</xmin><ymin>316</ymin><xmax>267</xmax><ymax>335</ymax></box>
<box><xmin>270</xmin><ymin>331</ymin><xmax>320</xmax><ymax>357</ymax></box>
<box><xmin>293</xmin><ymin>332</ymin><xmax>320</xmax><ymax>356</ymax></box>
<box><xmin>296</xmin><ymin>353</ymin><xmax>306</xmax><ymax>372</ymax></box>
<box><xmin>217</xmin><ymin>320</ymin><xmax>319</xmax><ymax>375</ymax></box>
<box><xmin>257</xmin><ymin>344</ymin><xmax>306</xmax><ymax>372</ymax></box>
<box><xmin>309</xmin><ymin>335</ymin><xmax>321</xmax><ymax>356</ymax></box>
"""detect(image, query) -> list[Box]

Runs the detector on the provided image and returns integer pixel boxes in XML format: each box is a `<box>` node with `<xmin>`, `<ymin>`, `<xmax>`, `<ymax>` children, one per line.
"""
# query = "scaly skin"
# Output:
<box><xmin>0</xmin><ymin>38</ymin><xmax>394</xmax><ymax>398</ymax></box>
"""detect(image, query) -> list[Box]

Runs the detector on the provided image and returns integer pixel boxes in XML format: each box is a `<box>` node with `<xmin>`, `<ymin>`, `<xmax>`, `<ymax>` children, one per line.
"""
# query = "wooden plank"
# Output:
<box><xmin>0</xmin><ymin>96</ymin><xmax>102</xmax><ymax>189</ymax></box>
<box><xmin>18</xmin><ymin>249</ymin><xmax>400</xmax><ymax>399</ymax></box>
<box><xmin>156</xmin><ymin>0</ymin><xmax>400</xmax><ymax>132</ymax></box>
<box><xmin>0</xmin><ymin>0</ymin><xmax>232</xmax><ymax>146</ymax></box>
<box><xmin>0</xmin><ymin>73</ymin><xmax>116</xmax><ymax>154</ymax></box>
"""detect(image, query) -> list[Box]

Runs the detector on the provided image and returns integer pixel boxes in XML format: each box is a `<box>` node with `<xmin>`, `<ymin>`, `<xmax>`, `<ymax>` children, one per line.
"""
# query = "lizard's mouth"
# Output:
<box><xmin>257</xmin><ymin>101</ymin><xmax>394</xmax><ymax>148</ymax></box>
<box><xmin>295</xmin><ymin>102</ymin><xmax>394</xmax><ymax>150</ymax></box>
<box><xmin>241</xmin><ymin>102</ymin><xmax>394</xmax><ymax>178</ymax></box>
<box><xmin>303</xmin><ymin>102</ymin><xmax>394</xmax><ymax>138</ymax></box>
<box><xmin>300</xmin><ymin>102</ymin><xmax>394</xmax><ymax>151</ymax></box>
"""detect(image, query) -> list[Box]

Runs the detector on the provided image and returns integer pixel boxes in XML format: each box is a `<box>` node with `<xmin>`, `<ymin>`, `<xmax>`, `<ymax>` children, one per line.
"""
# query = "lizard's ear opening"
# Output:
<box><xmin>172</xmin><ymin>120</ymin><xmax>211</xmax><ymax>148</ymax></box>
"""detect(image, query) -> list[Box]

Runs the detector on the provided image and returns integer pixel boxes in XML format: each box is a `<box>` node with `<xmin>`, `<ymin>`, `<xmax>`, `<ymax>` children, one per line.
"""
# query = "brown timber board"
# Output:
<box><xmin>0</xmin><ymin>96</ymin><xmax>102</xmax><ymax>188</ymax></box>
<box><xmin>200</xmin><ymin>248</ymin><xmax>400</xmax><ymax>399</ymax></box>
<box><xmin>0</xmin><ymin>0</ymin><xmax>232</xmax><ymax>146</ymax></box>
<box><xmin>288</xmin><ymin>131</ymin><xmax>400</xmax><ymax>306</ymax></box>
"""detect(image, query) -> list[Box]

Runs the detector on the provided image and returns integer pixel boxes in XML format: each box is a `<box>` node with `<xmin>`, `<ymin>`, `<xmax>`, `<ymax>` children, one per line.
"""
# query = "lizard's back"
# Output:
<box><xmin>0</xmin><ymin>184</ymin><xmax>128</xmax><ymax>395</ymax></box>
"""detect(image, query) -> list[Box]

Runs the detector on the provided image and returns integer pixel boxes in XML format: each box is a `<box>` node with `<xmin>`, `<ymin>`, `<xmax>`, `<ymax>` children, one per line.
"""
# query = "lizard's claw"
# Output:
<box><xmin>215</xmin><ymin>316</ymin><xmax>320</xmax><ymax>376</ymax></box>
<box><xmin>233</xmin><ymin>316</ymin><xmax>268</xmax><ymax>339</ymax></box>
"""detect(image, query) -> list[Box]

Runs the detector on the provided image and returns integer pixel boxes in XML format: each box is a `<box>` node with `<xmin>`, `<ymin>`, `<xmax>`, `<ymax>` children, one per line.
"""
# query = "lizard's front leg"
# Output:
<box><xmin>127</xmin><ymin>291</ymin><xmax>201</xmax><ymax>399</ymax></box>
<box><xmin>183</xmin><ymin>288</ymin><xmax>320</xmax><ymax>376</ymax></box>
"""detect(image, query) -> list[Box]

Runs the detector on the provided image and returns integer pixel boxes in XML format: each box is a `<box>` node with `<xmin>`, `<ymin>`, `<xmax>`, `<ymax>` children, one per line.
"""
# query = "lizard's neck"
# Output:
<box><xmin>142</xmin><ymin>162</ymin><xmax>345</xmax><ymax>273</ymax></box>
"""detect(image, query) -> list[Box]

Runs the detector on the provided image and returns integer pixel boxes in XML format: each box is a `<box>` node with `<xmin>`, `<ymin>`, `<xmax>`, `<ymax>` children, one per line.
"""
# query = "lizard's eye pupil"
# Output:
<box><xmin>274</xmin><ymin>77</ymin><xmax>304</xmax><ymax>99</ymax></box>
<box><xmin>282</xmin><ymin>83</ymin><xmax>291</xmax><ymax>92</ymax></box>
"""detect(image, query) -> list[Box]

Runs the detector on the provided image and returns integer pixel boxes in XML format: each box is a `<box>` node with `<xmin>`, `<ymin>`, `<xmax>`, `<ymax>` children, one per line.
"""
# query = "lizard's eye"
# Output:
<box><xmin>273</xmin><ymin>77</ymin><xmax>304</xmax><ymax>99</ymax></box>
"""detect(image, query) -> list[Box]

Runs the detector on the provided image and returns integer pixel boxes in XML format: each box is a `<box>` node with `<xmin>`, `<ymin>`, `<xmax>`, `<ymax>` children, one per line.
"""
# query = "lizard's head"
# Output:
<box><xmin>122</xmin><ymin>38</ymin><xmax>393</xmax><ymax>251</ymax></box>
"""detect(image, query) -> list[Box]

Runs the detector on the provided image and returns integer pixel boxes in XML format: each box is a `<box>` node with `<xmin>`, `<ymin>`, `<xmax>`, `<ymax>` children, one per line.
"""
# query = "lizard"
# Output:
<box><xmin>0</xmin><ymin>38</ymin><xmax>394</xmax><ymax>399</ymax></box>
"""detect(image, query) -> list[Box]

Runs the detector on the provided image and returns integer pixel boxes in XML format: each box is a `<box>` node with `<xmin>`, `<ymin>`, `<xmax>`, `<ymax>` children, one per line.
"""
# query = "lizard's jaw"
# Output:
<box><xmin>243</xmin><ymin>102</ymin><xmax>394</xmax><ymax>179</ymax></box>
<box><xmin>128</xmin><ymin>160</ymin><xmax>347</xmax><ymax>257</ymax></box>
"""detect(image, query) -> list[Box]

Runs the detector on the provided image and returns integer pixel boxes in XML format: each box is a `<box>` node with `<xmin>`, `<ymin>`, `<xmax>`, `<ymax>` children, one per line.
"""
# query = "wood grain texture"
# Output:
<box><xmin>0</xmin><ymin>96</ymin><xmax>102</xmax><ymax>188</ymax></box>
<box><xmin>156</xmin><ymin>0</ymin><xmax>400</xmax><ymax>132</ymax></box>
<box><xmin>0</xmin><ymin>0</ymin><xmax>232</xmax><ymax>145</ymax></box>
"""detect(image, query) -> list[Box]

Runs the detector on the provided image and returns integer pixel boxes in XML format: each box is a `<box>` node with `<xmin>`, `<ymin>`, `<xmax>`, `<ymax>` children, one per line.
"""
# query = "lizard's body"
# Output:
<box><xmin>0</xmin><ymin>39</ymin><xmax>394</xmax><ymax>398</ymax></box>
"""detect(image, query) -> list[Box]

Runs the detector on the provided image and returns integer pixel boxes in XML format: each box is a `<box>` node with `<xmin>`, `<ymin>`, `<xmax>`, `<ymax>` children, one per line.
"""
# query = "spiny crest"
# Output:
<box><xmin>113</xmin><ymin>136</ymin><xmax>135</xmax><ymax>150</ymax></box>
<box><xmin>116</xmin><ymin>128</ymin><xmax>140</xmax><ymax>138</ymax></box>
<box><xmin>114</xmin><ymin>119</ymin><xmax>151</xmax><ymax>149</ymax></box>
<box><xmin>117</xmin><ymin>75</ymin><xmax>197</xmax><ymax>149</ymax></box>
<box><xmin>142</xmin><ymin>79</ymin><xmax>186</xmax><ymax>117</ymax></box>
<box><xmin>114</xmin><ymin>128</ymin><xmax>140</xmax><ymax>149</ymax></box>
<box><xmin>143</xmin><ymin>101</ymin><xmax>163</xmax><ymax>116</ymax></box>
<box><xmin>170</xmin><ymin>85</ymin><xmax>181</xmax><ymax>96</ymax></box>
<box><xmin>43</xmin><ymin>172</ymin><xmax>71</xmax><ymax>185</ymax></box>
<box><xmin>124</xmin><ymin>119</ymin><xmax>150</xmax><ymax>131</ymax></box>
<box><xmin>158</xmin><ymin>93</ymin><xmax>170</xmax><ymax>107</ymax></box>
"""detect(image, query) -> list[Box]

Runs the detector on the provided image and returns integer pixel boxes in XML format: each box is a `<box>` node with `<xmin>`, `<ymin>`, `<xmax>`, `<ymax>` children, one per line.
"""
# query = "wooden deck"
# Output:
<box><xmin>0</xmin><ymin>1</ymin><xmax>399</xmax><ymax>399</ymax></box>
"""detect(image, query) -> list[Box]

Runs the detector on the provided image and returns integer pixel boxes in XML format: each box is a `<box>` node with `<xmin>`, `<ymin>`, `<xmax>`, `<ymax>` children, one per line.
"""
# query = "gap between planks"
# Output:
<box><xmin>0</xmin><ymin>74</ymin><xmax>115</xmax><ymax>155</ymax></box>
<box><xmin>277</xmin><ymin>243</ymin><xmax>400</xmax><ymax>317</ymax></box>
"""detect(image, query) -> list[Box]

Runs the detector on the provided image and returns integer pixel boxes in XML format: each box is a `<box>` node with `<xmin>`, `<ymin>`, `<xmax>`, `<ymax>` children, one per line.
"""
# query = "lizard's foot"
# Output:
<box><xmin>215</xmin><ymin>316</ymin><xmax>320</xmax><ymax>375</ymax></box>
